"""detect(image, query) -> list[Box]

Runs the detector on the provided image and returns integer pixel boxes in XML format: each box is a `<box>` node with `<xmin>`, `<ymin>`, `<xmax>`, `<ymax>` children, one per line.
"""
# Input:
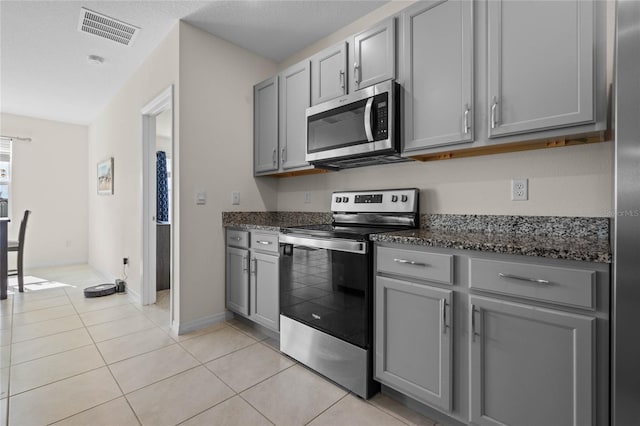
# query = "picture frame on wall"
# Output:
<box><xmin>97</xmin><ymin>157</ymin><xmax>114</xmax><ymax>195</ymax></box>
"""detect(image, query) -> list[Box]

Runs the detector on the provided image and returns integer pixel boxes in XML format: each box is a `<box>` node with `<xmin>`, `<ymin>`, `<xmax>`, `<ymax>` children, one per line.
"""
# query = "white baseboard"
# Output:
<box><xmin>125</xmin><ymin>286</ymin><xmax>141</xmax><ymax>304</ymax></box>
<box><xmin>173</xmin><ymin>311</ymin><xmax>233</xmax><ymax>335</ymax></box>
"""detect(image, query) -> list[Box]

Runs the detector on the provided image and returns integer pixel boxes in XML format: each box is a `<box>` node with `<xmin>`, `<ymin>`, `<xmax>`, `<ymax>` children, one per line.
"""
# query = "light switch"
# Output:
<box><xmin>232</xmin><ymin>191</ymin><xmax>240</xmax><ymax>205</ymax></box>
<box><xmin>196</xmin><ymin>190</ymin><xmax>207</xmax><ymax>205</ymax></box>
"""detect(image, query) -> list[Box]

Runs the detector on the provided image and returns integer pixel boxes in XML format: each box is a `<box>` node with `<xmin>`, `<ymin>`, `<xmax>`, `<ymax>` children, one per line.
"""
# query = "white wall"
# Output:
<box><xmin>0</xmin><ymin>113</ymin><xmax>89</xmax><ymax>268</ymax></box>
<box><xmin>88</xmin><ymin>24</ymin><xmax>179</xmax><ymax>302</ymax></box>
<box><xmin>276</xmin><ymin>0</ymin><xmax>613</xmax><ymax>217</ymax></box>
<box><xmin>178</xmin><ymin>22</ymin><xmax>277</xmax><ymax>325</ymax></box>
<box><xmin>278</xmin><ymin>142</ymin><xmax>613</xmax><ymax>216</ymax></box>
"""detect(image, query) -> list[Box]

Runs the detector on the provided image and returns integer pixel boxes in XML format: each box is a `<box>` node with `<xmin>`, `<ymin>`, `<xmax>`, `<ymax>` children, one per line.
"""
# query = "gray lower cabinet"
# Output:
<box><xmin>250</xmin><ymin>250</ymin><xmax>279</xmax><ymax>331</ymax></box>
<box><xmin>375</xmin><ymin>276</ymin><xmax>452</xmax><ymax>411</ymax></box>
<box><xmin>487</xmin><ymin>0</ymin><xmax>595</xmax><ymax>137</ymax></box>
<box><xmin>469</xmin><ymin>295</ymin><xmax>594</xmax><ymax>426</ymax></box>
<box><xmin>226</xmin><ymin>229</ymin><xmax>250</xmax><ymax>316</ymax></box>
<box><xmin>226</xmin><ymin>228</ymin><xmax>279</xmax><ymax>332</ymax></box>
<box><xmin>249</xmin><ymin>230</ymin><xmax>280</xmax><ymax>331</ymax></box>
<box><xmin>375</xmin><ymin>242</ymin><xmax>608</xmax><ymax>425</ymax></box>
<box><xmin>226</xmin><ymin>246</ymin><xmax>249</xmax><ymax>315</ymax></box>
<box><xmin>401</xmin><ymin>0</ymin><xmax>474</xmax><ymax>152</ymax></box>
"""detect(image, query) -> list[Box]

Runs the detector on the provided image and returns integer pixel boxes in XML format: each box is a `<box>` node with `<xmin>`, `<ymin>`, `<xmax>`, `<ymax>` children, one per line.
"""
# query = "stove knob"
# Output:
<box><xmin>343</xmin><ymin>196</ymin><xmax>349</xmax><ymax>203</ymax></box>
<box><xmin>391</xmin><ymin>195</ymin><xmax>398</xmax><ymax>202</ymax></box>
<box><xmin>335</xmin><ymin>197</ymin><xmax>342</xmax><ymax>203</ymax></box>
<box><xmin>401</xmin><ymin>195</ymin><xmax>409</xmax><ymax>202</ymax></box>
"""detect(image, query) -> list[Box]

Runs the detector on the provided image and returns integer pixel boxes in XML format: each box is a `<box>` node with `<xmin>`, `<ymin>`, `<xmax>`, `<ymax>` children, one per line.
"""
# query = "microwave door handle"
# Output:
<box><xmin>364</xmin><ymin>97</ymin><xmax>374</xmax><ymax>142</ymax></box>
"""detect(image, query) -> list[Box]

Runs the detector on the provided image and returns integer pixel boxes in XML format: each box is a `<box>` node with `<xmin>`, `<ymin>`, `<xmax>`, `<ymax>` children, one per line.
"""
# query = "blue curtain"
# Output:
<box><xmin>156</xmin><ymin>151</ymin><xmax>169</xmax><ymax>222</ymax></box>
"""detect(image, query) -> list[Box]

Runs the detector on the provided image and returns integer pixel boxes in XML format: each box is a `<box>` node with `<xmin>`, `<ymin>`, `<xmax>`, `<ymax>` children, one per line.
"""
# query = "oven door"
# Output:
<box><xmin>279</xmin><ymin>234</ymin><xmax>371</xmax><ymax>349</ymax></box>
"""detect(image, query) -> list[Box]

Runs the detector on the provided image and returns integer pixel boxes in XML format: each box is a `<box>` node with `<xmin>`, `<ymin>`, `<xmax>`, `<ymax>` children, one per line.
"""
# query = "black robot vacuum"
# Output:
<box><xmin>84</xmin><ymin>283</ymin><xmax>117</xmax><ymax>298</ymax></box>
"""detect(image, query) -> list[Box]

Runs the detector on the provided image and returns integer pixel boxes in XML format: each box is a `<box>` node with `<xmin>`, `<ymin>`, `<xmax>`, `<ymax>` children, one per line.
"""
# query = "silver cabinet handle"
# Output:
<box><xmin>250</xmin><ymin>257</ymin><xmax>257</xmax><ymax>275</ymax></box>
<box><xmin>230</xmin><ymin>236</ymin><xmax>242</xmax><ymax>241</ymax></box>
<box><xmin>471</xmin><ymin>304</ymin><xmax>479</xmax><ymax>342</ymax></box>
<box><xmin>393</xmin><ymin>258</ymin><xmax>428</xmax><ymax>267</ymax></box>
<box><xmin>441</xmin><ymin>299</ymin><xmax>449</xmax><ymax>334</ymax></box>
<box><xmin>490</xmin><ymin>97</ymin><xmax>498</xmax><ymax>129</ymax></box>
<box><xmin>256</xmin><ymin>240</ymin><xmax>272</xmax><ymax>245</ymax></box>
<box><xmin>272</xmin><ymin>148</ymin><xmax>277</xmax><ymax>166</ymax></box>
<box><xmin>339</xmin><ymin>70</ymin><xmax>345</xmax><ymax>90</ymax></box>
<box><xmin>354</xmin><ymin>62</ymin><xmax>360</xmax><ymax>85</ymax></box>
<box><xmin>281</xmin><ymin>147</ymin><xmax>286</xmax><ymax>165</ymax></box>
<box><xmin>364</xmin><ymin>97</ymin><xmax>374</xmax><ymax>142</ymax></box>
<box><xmin>498</xmin><ymin>272</ymin><xmax>550</xmax><ymax>285</ymax></box>
<box><xmin>242</xmin><ymin>255</ymin><xmax>248</xmax><ymax>272</ymax></box>
<box><xmin>464</xmin><ymin>105</ymin><xmax>471</xmax><ymax>134</ymax></box>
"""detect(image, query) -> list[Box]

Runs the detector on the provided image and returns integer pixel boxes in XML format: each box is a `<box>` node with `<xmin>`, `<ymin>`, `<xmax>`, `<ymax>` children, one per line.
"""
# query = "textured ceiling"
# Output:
<box><xmin>0</xmin><ymin>0</ymin><xmax>387</xmax><ymax>125</ymax></box>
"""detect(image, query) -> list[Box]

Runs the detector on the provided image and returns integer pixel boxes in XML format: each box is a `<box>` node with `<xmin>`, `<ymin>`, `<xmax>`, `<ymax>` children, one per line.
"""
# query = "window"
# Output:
<box><xmin>0</xmin><ymin>138</ymin><xmax>11</xmax><ymax>218</ymax></box>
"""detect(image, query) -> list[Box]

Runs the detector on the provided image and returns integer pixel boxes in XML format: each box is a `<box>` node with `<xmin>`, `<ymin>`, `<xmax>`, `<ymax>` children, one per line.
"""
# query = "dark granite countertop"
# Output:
<box><xmin>223</xmin><ymin>212</ymin><xmax>611</xmax><ymax>263</ymax></box>
<box><xmin>370</xmin><ymin>228</ymin><xmax>611</xmax><ymax>263</ymax></box>
<box><xmin>222</xmin><ymin>211</ymin><xmax>331</xmax><ymax>232</ymax></box>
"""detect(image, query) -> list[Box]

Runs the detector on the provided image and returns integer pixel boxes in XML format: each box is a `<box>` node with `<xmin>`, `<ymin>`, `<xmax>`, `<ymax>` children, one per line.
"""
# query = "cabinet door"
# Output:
<box><xmin>250</xmin><ymin>251</ymin><xmax>279</xmax><ymax>331</ymax></box>
<box><xmin>402</xmin><ymin>0</ymin><xmax>473</xmax><ymax>151</ymax></box>
<box><xmin>353</xmin><ymin>18</ymin><xmax>396</xmax><ymax>90</ymax></box>
<box><xmin>279</xmin><ymin>61</ymin><xmax>311</xmax><ymax>170</ymax></box>
<box><xmin>469</xmin><ymin>296</ymin><xmax>594</xmax><ymax>426</ymax></box>
<box><xmin>254</xmin><ymin>76</ymin><xmax>279</xmax><ymax>174</ymax></box>
<box><xmin>311</xmin><ymin>42</ymin><xmax>348</xmax><ymax>105</ymax></box>
<box><xmin>487</xmin><ymin>0</ymin><xmax>594</xmax><ymax>137</ymax></box>
<box><xmin>375</xmin><ymin>276</ymin><xmax>452</xmax><ymax>411</ymax></box>
<box><xmin>226</xmin><ymin>246</ymin><xmax>249</xmax><ymax>316</ymax></box>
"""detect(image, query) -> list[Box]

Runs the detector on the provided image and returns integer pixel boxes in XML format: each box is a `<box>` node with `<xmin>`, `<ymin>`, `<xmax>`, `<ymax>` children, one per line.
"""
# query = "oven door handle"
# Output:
<box><xmin>279</xmin><ymin>234</ymin><xmax>368</xmax><ymax>254</ymax></box>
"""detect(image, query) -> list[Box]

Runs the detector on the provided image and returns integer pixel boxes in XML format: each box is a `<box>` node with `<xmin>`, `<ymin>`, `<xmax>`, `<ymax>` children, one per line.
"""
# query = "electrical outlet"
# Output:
<box><xmin>304</xmin><ymin>192</ymin><xmax>312</xmax><ymax>204</ymax></box>
<box><xmin>511</xmin><ymin>178</ymin><xmax>528</xmax><ymax>201</ymax></box>
<box><xmin>232</xmin><ymin>191</ymin><xmax>240</xmax><ymax>205</ymax></box>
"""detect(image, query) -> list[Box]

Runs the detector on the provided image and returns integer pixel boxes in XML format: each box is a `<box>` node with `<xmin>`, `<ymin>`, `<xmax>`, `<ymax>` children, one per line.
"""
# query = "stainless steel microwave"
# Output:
<box><xmin>305</xmin><ymin>80</ymin><xmax>405</xmax><ymax>169</ymax></box>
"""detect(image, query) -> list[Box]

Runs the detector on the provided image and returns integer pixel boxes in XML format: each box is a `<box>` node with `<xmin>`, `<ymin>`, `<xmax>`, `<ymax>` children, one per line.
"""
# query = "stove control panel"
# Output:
<box><xmin>331</xmin><ymin>188</ymin><xmax>419</xmax><ymax>213</ymax></box>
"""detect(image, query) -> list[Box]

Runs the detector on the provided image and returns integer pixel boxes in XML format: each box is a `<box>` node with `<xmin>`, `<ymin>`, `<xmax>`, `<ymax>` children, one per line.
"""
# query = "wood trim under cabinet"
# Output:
<box><xmin>408</xmin><ymin>130</ymin><xmax>609</xmax><ymax>162</ymax></box>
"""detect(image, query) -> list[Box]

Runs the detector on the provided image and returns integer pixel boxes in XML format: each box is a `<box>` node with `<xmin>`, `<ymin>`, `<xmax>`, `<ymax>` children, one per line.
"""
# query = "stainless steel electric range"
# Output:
<box><xmin>278</xmin><ymin>188</ymin><xmax>419</xmax><ymax>399</ymax></box>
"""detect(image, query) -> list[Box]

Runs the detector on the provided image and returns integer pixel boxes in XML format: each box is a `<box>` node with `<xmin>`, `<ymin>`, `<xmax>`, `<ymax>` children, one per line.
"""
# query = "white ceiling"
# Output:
<box><xmin>0</xmin><ymin>0</ymin><xmax>387</xmax><ymax>125</ymax></box>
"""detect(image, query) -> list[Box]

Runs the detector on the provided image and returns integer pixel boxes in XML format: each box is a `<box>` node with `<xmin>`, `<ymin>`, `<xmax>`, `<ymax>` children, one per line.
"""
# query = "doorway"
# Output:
<box><xmin>141</xmin><ymin>86</ymin><xmax>174</xmax><ymax>327</ymax></box>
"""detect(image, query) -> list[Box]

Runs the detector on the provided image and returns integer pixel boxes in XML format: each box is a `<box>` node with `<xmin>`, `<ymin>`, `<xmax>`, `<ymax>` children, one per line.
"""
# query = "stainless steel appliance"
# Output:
<box><xmin>612</xmin><ymin>1</ymin><xmax>640</xmax><ymax>424</ymax></box>
<box><xmin>279</xmin><ymin>188</ymin><xmax>419</xmax><ymax>399</ymax></box>
<box><xmin>305</xmin><ymin>80</ymin><xmax>406</xmax><ymax>169</ymax></box>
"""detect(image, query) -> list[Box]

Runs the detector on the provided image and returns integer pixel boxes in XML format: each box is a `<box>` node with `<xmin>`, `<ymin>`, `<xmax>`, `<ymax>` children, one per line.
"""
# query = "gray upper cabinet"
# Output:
<box><xmin>279</xmin><ymin>60</ymin><xmax>311</xmax><ymax>170</ymax></box>
<box><xmin>311</xmin><ymin>42</ymin><xmax>348</xmax><ymax>105</ymax></box>
<box><xmin>487</xmin><ymin>0</ymin><xmax>595</xmax><ymax>137</ymax></box>
<box><xmin>401</xmin><ymin>0</ymin><xmax>473</xmax><ymax>152</ymax></box>
<box><xmin>353</xmin><ymin>17</ymin><xmax>396</xmax><ymax>90</ymax></box>
<box><xmin>254</xmin><ymin>76</ymin><xmax>279</xmax><ymax>175</ymax></box>
<box><xmin>469</xmin><ymin>295</ymin><xmax>594</xmax><ymax>426</ymax></box>
<box><xmin>376</xmin><ymin>276</ymin><xmax>452</xmax><ymax>412</ymax></box>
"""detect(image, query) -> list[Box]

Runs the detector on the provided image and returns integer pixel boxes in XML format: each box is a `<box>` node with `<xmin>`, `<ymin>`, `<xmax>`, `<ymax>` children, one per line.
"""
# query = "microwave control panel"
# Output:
<box><xmin>374</xmin><ymin>94</ymin><xmax>388</xmax><ymax>140</ymax></box>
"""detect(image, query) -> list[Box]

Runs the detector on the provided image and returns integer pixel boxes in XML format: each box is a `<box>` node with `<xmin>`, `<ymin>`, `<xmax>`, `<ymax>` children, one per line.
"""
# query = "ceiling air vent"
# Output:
<box><xmin>78</xmin><ymin>8</ymin><xmax>139</xmax><ymax>46</ymax></box>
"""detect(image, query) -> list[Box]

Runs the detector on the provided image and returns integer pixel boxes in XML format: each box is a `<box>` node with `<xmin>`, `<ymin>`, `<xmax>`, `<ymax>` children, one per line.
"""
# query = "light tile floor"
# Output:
<box><xmin>1</xmin><ymin>265</ymin><xmax>440</xmax><ymax>426</ymax></box>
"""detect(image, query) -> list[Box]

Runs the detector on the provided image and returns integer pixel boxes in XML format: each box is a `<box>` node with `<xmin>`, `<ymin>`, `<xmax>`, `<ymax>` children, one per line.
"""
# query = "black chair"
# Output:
<box><xmin>8</xmin><ymin>210</ymin><xmax>31</xmax><ymax>293</ymax></box>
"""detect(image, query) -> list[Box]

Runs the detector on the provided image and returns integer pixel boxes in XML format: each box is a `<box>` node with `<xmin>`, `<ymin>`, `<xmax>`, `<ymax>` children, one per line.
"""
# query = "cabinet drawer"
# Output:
<box><xmin>226</xmin><ymin>229</ymin><xmax>249</xmax><ymax>249</ymax></box>
<box><xmin>377</xmin><ymin>247</ymin><xmax>453</xmax><ymax>284</ymax></box>
<box><xmin>251</xmin><ymin>231</ymin><xmax>279</xmax><ymax>253</ymax></box>
<box><xmin>469</xmin><ymin>258</ymin><xmax>595</xmax><ymax>309</ymax></box>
